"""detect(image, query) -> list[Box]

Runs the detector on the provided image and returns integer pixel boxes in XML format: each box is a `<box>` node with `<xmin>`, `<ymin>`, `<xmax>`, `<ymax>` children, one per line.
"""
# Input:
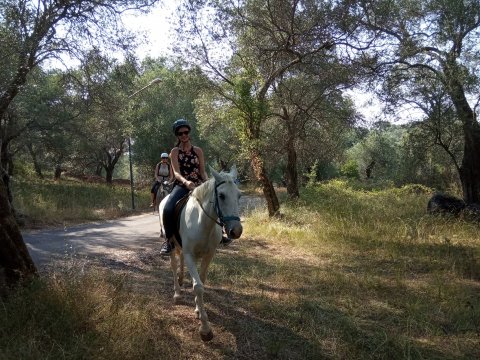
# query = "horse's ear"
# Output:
<box><xmin>209</xmin><ymin>165</ymin><xmax>222</xmax><ymax>182</ymax></box>
<box><xmin>229</xmin><ymin>164</ymin><xmax>238</xmax><ymax>180</ymax></box>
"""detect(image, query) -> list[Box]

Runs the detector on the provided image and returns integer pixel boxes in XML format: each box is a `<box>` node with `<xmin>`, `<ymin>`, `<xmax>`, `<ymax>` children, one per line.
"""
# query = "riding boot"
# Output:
<box><xmin>160</xmin><ymin>237</ymin><xmax>175</xmax><ymax>255</ymax></box>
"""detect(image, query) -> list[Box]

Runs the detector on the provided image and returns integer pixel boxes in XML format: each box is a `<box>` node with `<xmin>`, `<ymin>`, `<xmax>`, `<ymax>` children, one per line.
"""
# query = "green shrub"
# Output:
<box><xmin>339</xmin><ymin>159</ymin><xmax>359</xmax><ymax>179</ymax></box>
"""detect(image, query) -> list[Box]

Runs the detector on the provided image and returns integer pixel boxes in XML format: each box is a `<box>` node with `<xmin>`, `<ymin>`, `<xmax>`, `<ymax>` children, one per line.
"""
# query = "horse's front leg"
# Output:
<box><xmin>170</xmin><ymin>250</ymin><xmax>182</xmax><ymax>304</ymax></box>
<box><xmin>199</xmin><ymin>251</ymin><xmax>215</xmax><ymax>284</ymax></box>
<box><xmin>184</xmin><ymin>253</ymin><xmax>213</xmax><ymax>342</ymax></box>
<box><xmin>179</xmin><ymin>252</ymin><xmax>184</xmax><ymax>287</ymax></box>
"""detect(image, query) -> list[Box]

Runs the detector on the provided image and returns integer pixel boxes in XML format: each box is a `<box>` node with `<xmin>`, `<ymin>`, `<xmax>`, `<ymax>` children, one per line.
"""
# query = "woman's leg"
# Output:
<box><xmin>161</xmin><ymin>185</ymin><xmax>189</xmax><ymax>254</ymax></box>
<box><xmin>151</xmin><ymin>182</ymin><xmax>160</xmax><ymax>206</ymax></box>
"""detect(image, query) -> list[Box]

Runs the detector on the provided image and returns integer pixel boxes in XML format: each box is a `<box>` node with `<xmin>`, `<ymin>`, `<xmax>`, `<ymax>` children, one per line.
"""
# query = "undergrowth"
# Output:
<box><xmin>11</xmin><ymin>177</ymin><xmax>150</xmax><ymax>227</ymax></box>
<box><xmin>2</xmin><ymin>179</ymin><xmax>479</xmax><ymax>359</ymax></box>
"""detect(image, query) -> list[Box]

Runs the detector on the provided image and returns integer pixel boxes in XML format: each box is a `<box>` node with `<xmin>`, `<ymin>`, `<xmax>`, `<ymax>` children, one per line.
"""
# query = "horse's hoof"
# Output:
<box><xmin>200</xmin><ymin>330</ymin><xmax>214</xmax><ymax>342</ymax></box>
<box><xmin>173</xmin><ymin>294</ymin><xmax>182</xmax><ymax>304</ymax></box>
<box><xmin>195</xmin><ymin>309</ymin><xmax>200</xmax><ymax>319</ymax></box>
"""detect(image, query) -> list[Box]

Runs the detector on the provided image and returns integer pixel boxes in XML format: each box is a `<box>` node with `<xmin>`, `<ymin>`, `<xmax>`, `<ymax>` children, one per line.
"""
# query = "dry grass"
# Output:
<box><xmin>12</xmin><ymin>177</ymin><xmax>151</xmax><ymax>227</ymax></box>
<box><xmin>2</xmin><ymin>180</ymin><xmax>480</xmax><ymax>359</ymax></box>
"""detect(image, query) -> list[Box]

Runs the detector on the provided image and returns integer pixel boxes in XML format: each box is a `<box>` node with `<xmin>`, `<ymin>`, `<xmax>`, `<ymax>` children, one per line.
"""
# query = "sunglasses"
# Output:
<box><xmin>177</xmin><ymin>130</ymin><xmax>190</xmax><ymax>136</ymax></box>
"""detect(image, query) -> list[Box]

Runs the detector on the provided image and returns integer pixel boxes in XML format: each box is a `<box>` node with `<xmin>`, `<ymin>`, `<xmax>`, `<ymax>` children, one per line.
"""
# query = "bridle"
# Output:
<box><xmin>193</xmin><ymin>180</ymin><xmax>241</xmax><ymax>227</ymax></box>
<box><xmin>213</xmin><ymin>180</ymin><xmax>241</xmax><ymax>226</ymax></box>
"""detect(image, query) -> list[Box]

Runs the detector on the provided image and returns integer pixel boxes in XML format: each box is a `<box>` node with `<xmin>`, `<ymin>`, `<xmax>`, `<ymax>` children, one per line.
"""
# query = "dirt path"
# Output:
<box><xmin>23</xmin><ymin>195</ymin><xmax>265</xmax><ymax>270</ymax></box>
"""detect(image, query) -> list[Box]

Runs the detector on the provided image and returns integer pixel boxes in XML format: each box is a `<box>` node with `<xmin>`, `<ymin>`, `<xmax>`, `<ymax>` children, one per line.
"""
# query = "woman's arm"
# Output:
<box><xmin>168</xmin><ymin>163</ymin><xmax>174</xmax><ymax>182</ymax></box>
<box><xmin>170</xmin><ymin>148</ymin><xmax>182</xmax><ymax>181</ymax></box>
<box><xmin>154</xmin><ymin>163</ymin><xmax>161</xmax><ymax>182</ymax></box>
<box><xmin>170</xmin><ymin>148</ymin><xmax>193</xmax><ymax>189</ymax></box>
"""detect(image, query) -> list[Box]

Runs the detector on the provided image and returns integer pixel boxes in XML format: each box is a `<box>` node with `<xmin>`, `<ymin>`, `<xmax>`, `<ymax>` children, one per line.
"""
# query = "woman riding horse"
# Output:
<box><xmin>160</xmin><ymin>119</ymin><xmax>208</xmax><ymax>255</ymax></box>
<box><xmin>158</xmin><ymin>164</ymin><xmax>243</xmax><ymax>341</ymax></box>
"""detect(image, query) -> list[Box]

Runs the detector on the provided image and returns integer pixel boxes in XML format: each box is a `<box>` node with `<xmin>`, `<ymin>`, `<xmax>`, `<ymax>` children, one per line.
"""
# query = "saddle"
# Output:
<box><xmin>172</xmin><ymin>192</ymin><xmax>190</xmax><ymax>248</ymax></box>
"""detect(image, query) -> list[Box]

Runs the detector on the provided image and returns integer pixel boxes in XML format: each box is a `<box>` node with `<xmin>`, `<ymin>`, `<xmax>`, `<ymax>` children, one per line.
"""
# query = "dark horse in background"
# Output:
<box><xmin>427</xmin><ymin>192</ymin><xmax>480</xmax><ymax>220</ymax></box>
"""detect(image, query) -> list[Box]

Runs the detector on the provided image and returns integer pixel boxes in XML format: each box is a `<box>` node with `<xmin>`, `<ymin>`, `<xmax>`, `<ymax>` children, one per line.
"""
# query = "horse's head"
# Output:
<box><xmin>210</xmin><ymin>165</ymin><xmax>243</xmax><ymax>239</ymax></box>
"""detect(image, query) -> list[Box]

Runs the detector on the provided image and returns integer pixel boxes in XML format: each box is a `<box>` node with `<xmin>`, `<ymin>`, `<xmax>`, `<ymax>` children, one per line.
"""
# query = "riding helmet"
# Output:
<box><xmin>172</xmin><ymin>118</ymin><xmax>191</xmax><ymax>135</ymax></box>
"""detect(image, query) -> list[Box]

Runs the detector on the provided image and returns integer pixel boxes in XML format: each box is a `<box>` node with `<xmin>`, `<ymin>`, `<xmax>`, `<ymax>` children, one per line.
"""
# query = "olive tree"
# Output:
<box><xmin>176</xmin><ymin>0</ymin><xmax>340</xmax><ymax>215</ymax></box>
<box><xmin>344</xmin><ymin>0</ymin><xmax>480</xmax><ymax>203</ymax></box>
<box><xmin>0</xmin><ymin>0</ymin><xmax>158</xmax><ymax>289</ymax></box>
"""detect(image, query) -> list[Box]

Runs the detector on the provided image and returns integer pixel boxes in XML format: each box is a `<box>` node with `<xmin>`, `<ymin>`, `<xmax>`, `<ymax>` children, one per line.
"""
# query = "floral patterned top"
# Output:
<box><xmin>175</xmin><ymin>146</ymin><xmax>203</xmax><ymax>187</ymax></box>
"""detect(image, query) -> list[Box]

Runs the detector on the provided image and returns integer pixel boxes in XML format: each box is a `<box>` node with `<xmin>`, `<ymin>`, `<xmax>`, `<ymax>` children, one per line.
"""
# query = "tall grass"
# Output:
<box><xmin>11</xmin><ymin>177</ymin><xmax>150</xmax><ymax>226</ymax></box>
<box><xmin>2</xmin><ymin>179</ymin><xmax>479</xmax><ymax>359</ymax></box>
<box><xmin>241</xmin><ymin>180</ymin><xmax>480</xmax><ymax>358</ymax></box>
<box><xmin>0</xmin><ymin>270</ymin><xmax>177</xmax><ymax>360</ymax></box>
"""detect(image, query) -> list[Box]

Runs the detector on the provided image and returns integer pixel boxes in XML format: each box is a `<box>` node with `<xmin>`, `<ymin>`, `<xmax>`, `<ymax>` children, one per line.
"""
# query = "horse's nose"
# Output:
<box><xmin>229</xmin><ymin>224</ymin><xmax>243</xmax><ymax>239</ymax></box>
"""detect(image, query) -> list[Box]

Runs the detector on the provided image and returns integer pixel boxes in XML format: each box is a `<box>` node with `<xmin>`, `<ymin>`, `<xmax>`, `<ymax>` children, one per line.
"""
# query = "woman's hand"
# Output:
<box><xmin>185</xmin><ymin>180</ymin><xmax>195</xmax><ymax>191</ymax></box>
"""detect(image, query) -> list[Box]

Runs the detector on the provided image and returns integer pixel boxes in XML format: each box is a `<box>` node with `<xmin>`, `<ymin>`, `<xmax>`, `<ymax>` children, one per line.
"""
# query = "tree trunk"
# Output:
<box><xmin>27</xmin><ymin>144</ymin><xmax>43</xmax><ymax>178</ymax></box>
<box><xmin>103</xmin><ymin>145</ymin><xmax>124</xmax><ymax>185</ymax></box>
<box><xmin>366</xmin><ymin>160</ymin><xmax>375</xmax><ymax>179</ymax></box>
<box><xmin>251</xmin><ymin>152</ymin><xmax>279</xmax><ymax>216</ymax></box>
<box><xmin>0</xmin><ymin>140</ymin><xmax>11</xmax><ymax>175</ymax></box>
<box><xmin>459</xmin><ymin>120</ymin><xmax>480</xmax><ymax>204</ymax></box>
<box><xmin>0</xmin><ymin>169</ymin><xmax>37</xmax><ymax>292</ymax></box>
<box><xmin>282</xmin><ymin>107</ymin><xmax>299</xmax><ymax>198</ymax></box>
<box><xmin>105</xmin><ymin>166</ymin><xmax>114</xmax><ymax>184</ymax></box>
<box><xmin>285</xmin><ymin>136</ymin><xmax>299</xmax><ymax>198</ymax></box>
<box><xmin>448</xmin><ymin>80</ymin><xmax>480</xmax><ymax>204</ymax></box>
<box><xmin>95</xmin><ymin>164</ymin><xmax>103</xmax><ymax>176</ymax></box>
<box><xmin>54</xmin><ymin>163</ymin><xmax>62</xmax><ymax>181</ymax></box>
<box><xmin>0</xmin><ymin>55</ymin><xmax>32</xmax><ymax>122</ymax></box>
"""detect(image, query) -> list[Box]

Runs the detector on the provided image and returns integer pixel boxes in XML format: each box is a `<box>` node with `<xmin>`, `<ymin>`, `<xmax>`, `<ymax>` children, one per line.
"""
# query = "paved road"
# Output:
<box><xmin>23</xmin><ymin>196</ymin><xmax>265</xmax><ymax>269</ymax></box>
<box><xmin>23</xmin><ymin>213</ymin><xmax>163</xmax><ymax>269</ymax></box>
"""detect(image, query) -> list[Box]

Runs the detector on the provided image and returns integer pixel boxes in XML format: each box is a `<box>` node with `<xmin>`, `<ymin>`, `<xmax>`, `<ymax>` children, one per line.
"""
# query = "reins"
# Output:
<box><xmin>192</xmin><ymin>180</ymin><xmax>241</xmax><ymax>227</ymax></box>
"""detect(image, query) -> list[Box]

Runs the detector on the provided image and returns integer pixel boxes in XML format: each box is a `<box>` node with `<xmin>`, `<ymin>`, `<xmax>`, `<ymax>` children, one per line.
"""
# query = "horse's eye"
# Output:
<box><xmin>219</xmin><ymin>193</ymin><xmax>225</xmax><ymax>200</ymax></box>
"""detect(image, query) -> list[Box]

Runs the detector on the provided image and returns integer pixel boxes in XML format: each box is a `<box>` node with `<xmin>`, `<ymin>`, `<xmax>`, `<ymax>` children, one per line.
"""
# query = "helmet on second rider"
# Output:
<box><xmin>161</xmin><ymin>152</ymin><xmax>169</xmax><ymax>159</ymax></box>
<box><xmin>172</xmin><ymin>118</ymin><xmax>191</xmax><ymax>135</ymax></box>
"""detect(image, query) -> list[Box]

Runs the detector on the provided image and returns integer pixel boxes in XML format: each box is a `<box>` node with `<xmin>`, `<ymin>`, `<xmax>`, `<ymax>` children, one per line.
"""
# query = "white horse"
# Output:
<box><xmin>158</xmin><ymin>165</ymin><xmax>243</xmax><ymax>341</ymax></box>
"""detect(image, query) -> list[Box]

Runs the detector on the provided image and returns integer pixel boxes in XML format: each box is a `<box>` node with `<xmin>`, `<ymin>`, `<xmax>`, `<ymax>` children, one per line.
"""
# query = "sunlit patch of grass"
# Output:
<box><xmin>11</xmin><ymin>178</ymin><xmax>150</xmax><ymax>226</ymax></box>
<box><xmin>0</xmin><ymin>269</ymin><xmax>179</xmax><ymax>360</ymax></box>
<box><xmin>230</xmin><ymin>180</ymin><xmax>480</xmax><ymax>358</ymax></box>
<box><xmin>238</xmin><ymin>182</ymin><xmax>264</xmax><ymax>196</ymax></box>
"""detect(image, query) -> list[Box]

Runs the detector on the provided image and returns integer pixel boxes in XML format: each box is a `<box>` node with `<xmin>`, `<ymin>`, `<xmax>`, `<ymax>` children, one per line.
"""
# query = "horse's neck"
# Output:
<box><xmin>194</xmin><ymin>181</ymin><xmax>217</xmax><ymax>220</ymax></box>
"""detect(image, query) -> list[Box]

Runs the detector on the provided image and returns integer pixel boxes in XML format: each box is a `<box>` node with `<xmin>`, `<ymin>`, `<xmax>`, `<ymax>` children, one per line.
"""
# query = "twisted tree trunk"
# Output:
<box><xmin>459</xmin><ymin>120</ymin><xmax>480</xmax><ymax>204</ymax></box>
<box><xmin>285</xmin><ymin>136</ymin><xmax>299</xmax><ymax>198</ymax></box>
<box><xmin>251</xmin><ymin>152</ymin><xmax>279</xmax><ymax>216</ymax></box>
<box><xmin>0</xmin><ymin>169</ymin><xmax>37</xmax><ymax>293</ymax></box>
<box><xmin>447</xmin><ymin>79</ymin><xmax>480</xmax><ymax>204</ymax></box>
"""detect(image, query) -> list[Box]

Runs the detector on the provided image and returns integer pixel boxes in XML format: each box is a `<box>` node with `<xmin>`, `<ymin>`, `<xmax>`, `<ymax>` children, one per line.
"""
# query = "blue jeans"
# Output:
<box><xmin>163</xmin><ymin>184</ymin><xmax>190</xmax><ymax>239</ymax></box>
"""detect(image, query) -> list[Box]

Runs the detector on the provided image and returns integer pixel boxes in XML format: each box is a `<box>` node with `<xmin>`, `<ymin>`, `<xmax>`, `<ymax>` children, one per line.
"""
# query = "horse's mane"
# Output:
<box><xmin>192</xmin><ymin>171</ymin><xmax>234</xmax><ymax>202</ymax></box>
